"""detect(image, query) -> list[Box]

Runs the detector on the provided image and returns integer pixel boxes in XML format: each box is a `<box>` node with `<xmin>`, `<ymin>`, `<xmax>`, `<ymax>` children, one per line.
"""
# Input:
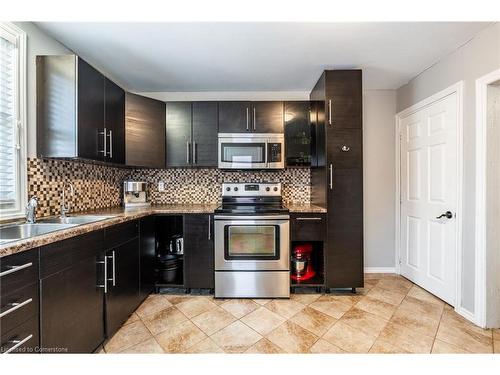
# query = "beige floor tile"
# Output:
<box><xmin>155</xmin><ymin>320</ymin><xmax>207</xmax><ymax>353</ymax></box>
<box><xmin>135</xmin><ymin>295</ymin><xmax>173</xmax><ymax>319</ymax></box>
<box><xmin>494</xmin><ymin>329</ymin><xmax>500</xmax><ymax>341</ymax></box>
<box><xmin>141</xmin><ymin>306</ymin><xmax>188</xmax><ymax>336</ymax></box>
<box><xmin>191</xmin><ymin>306</ymin><xmax>236</xmax><ymax>336</ymax></box>
<box><xmin>339</xmin><ymin>307</ymin><xmax>388</xmax><ymax>338</ymax></box>
<box><xmin>354</xmin><ymin>296</ymin><xmax>398</xmax><ymax>320</ymax></box>
<box><xmin>377</xmin><ymin>322</ymin><xmax>434</xmax><ymax>353</ymax></box>
<box><xmin>253</xmin><ymin>299</ymin><xmax>272</xmax><ymax>305</ymax></box>
<box><xmin>184</xmin><ymin>337</ymin><xmax>224</xmax><ymax>353</ymax></box>
<box><xmin>123</xmin><ymin>312</ymin><xmax>140</xmax><ymax>326</ymax></box>
<box><xmin>309</xmin><ymin>298</ymin><xmax>351</xmax><ymax>319</ymax></box>
<box><xmin>309</xmin><ymin>338</ymin><xmax>345</xmax><ymax>353</ymax></box>
<box><xmin>289</xmin><ymin>306</ymin><xmax>337</xmax><ymax>336</ymax></box>
<box><xmin>212</xmin><ymin>298</ymin><xmax>229</xmax><ymax>305</ymax></box>
<box><xmin>322</xmin><ymin>321</ymin><xmax>376</xmax><ymax>353</ymax></box>
<box><xmin>265</xmin><ymin>299</ymin><xmax>305</xmax><ymax>319</ymax></box>
<box><xmin>369</xmin><ymin>338</ymin><xmax>410</xmax><ymax>354</ymax></box>
<box><xmin>163</xmin><ymin>295</ymin><xmax>194</xmax><ymax>305</ymax></box>
<box><xmin>390</xmin><ymin>297</ymin><xmax>442</xmax><ymax>337</ymax></box>
<box><xmin>376</xmin><ymin>277</ymin><xmax>413</xmax><ymax>295</ymax></box>
<box><xmin>241</xmin><ymin>306</ymin><xmax>286</xmax><ymax>336</ymax></box>
<box><xmin>175</xmin><ymin>297</ymin><xmax>218</xmax><ymax>318</ymax></box>
<box><xmin>320</xmin><ymin>293</ymin><xmax>364</xmax><ymax>306</ymax></box>
<box><xmin>367</xmin><ymin>287</ymin><xmax>406</xmax><ymax>306</ymax></box>
<box><xmin>406</xmin><ymin>285</ymin><xmax>445</xmax><ymax>306</ymax></box>
<box><xmin>104</xmin><ymin>320</ymin><xmax>153</xmax><ymax>353</ymax></box>
<box><xmin>290</xmin><ymin>293</ymin><xmax>321</xmax><ymax>305</ymax></box>
<box><xmin>220</xmin><ymin>299</ymin><xmax>260</xmax><ymax>319</ymax></box>
<box><xmin>494</xmin><ymin>340</ymin><xmax>500</xmax><ymax>353</ymax></box>
<box><xmin>400</xmin><ymin>295</ymin><xmax>444</xmax><ymax>320</ymax></box>
<box><xmin>120</xmin><ymin>337</ymin><xmax>165</xmax><ymax>354</ymax></box>
<box><xmin>266</xmin><ymin>321</ymin><xmax>318</xmax><ymax>353</ymax></box>
<box><xmin>210</xmin><ymin>321</ymin><xmax>262</xmax><ymax>353</ymax></box>
<box><xmin>244</xmin><ymin>338</ymin><xmax>285</xmax><ymax>354</ymax></box>
<box><xmin>431</xmin><ymin>339</ymin><xmax>469</xmax><ymax>354</ymax></box>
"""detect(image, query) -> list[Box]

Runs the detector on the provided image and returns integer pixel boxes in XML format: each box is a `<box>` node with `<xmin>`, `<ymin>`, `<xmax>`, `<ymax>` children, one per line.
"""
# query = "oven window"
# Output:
<box><xmin>224</xmin><ymin>225</ymin><xmax>280</xmax><ymax>260</ymax></box>
<box><xmin>221</xmin><ymin>143</ymin><xmax>265</xmax><ymax>163</ymax></box>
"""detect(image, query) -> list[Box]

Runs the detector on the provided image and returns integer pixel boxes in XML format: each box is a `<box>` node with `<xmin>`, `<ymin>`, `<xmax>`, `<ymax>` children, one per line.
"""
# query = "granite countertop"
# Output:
<box><xmin>0</xmin><ymin>203</ymin><xmax>327</xmax><ymax>257</ymax></box>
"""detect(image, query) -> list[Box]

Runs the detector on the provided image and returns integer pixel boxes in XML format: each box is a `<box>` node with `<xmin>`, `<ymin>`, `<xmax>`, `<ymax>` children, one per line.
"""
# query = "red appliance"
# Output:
<box><xmin>291</xmin><ymin>243</ymin><xmax>315</xmax><ymax>281</ymax></box>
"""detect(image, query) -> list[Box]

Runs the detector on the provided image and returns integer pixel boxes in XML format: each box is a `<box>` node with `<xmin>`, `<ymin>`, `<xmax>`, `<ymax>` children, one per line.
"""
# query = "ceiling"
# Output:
<box><xmin>36</xmin><ymin>22</ymin><xmax>491</xmax><ymax>92</ymax></box>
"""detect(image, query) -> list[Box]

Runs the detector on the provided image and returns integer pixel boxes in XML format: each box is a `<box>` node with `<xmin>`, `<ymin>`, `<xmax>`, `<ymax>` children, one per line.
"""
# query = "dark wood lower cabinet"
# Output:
<box><xmin>183</xmin><ymin>214</ymin><xmax>214</xmax><ymax>289</ymax></box>
<box><xmin>140</xmin><ymin>216</ymin><xmax>156</xmax><ymax>299</ymax></box>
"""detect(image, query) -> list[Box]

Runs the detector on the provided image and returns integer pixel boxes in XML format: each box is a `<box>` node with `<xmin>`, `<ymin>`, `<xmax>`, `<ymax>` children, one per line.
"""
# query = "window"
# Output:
<box><xmin>0</xmin><ymin>23</ymin><xmax>26</xmax><ymax>220</ymax></box>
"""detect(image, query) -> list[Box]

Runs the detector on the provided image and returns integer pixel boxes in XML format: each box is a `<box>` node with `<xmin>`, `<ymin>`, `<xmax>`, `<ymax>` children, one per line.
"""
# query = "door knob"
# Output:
<box><xmin>436</xmin><ymin>211</ymin><xmax>453</xmax><ymax>219</ymax></box>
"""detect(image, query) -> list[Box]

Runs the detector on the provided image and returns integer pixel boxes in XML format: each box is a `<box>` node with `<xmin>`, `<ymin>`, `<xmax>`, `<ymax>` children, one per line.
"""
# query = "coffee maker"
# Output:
<box><xmin>123</xmin><ymin>180</ymin><xmax>151</xmax><ymax>208</ymax></box>
<box><xmin>291</xmin><ymin>243</ymin><xmax>315</xmax><ymax>281</ymax></box>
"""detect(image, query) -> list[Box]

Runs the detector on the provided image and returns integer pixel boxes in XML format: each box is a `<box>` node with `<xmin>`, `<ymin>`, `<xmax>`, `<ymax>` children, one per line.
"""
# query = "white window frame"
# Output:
<box><xmin>0</xmin><ymin>22</ymin><xmax>27</xmax><ymax>220</ymax></box>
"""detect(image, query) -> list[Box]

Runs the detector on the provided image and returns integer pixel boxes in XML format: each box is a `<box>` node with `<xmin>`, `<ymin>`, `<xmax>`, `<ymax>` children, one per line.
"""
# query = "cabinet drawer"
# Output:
<box><xmin>0</xmin><ymin>250</ymin><xmax>38</xmax><ymax>295</ymax></box>
<box><xmin>291</xmin><ymin>214</ymin><xmax>327</xmax><ymax>242</ymax></box>
<box><xmin>1</xmin><ymin>283</ymin><xmax>39</xmax><ymax>333</ymax></box>
<box><xmin>105</xmin><ymin>220</ymin><xmax>139</xmax><ymax>249</ymax></box>
<box><xmin>1</xmin><ymin>316</ymin><xmax>39</xmax><ymax>354</ymax></box>
<box><xmin>327</xmin><ymin>129</ymin><xmax>362</xmax><ymax>168</ymax></box>
<box><xmin>40</xmin><ymin>230</ymin><xmax>103</xmax><ymax>278</ymax></box>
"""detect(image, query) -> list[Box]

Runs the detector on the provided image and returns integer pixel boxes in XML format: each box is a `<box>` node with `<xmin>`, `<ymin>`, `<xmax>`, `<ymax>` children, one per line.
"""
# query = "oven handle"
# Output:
<box><xmin>214</xmin><ymin>215</ymin><xmax>290</xmax><ymax>221</ymax></box>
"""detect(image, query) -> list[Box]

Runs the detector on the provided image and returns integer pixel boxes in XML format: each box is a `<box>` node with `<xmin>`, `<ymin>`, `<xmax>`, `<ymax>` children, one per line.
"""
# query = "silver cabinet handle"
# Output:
<box><xmin>0</xmin><ymin>298</ymin><xmax>33</xmax><ymax>318</ymax></box>
<box><xmin>97</xmin><ymin>256</ymin><xmax>108</xmax><ymax>293</ymax></box>
<box><xmin>107</xmin><ymin>129</ymin><xmax>113</xmax><ymax>158</ymax></box>
<box><xmin>253</xmin><ymin>107</ymin><xmax>256</xmax><ymax>131</ymax></box>
<box><xmin>328</xmin><ymin>100</ymin><xmax>332</xmax><ymax>126</ymax></box>
<box><xmin>3</xmin><ymin>334</ymin><xmax>33</xmax><ymax>354</ymax></box>
<box><xmin>329</xmin><ymin>164</ymin><xmax>333</xmax><ymax>190</ymax></box>
<box><xmin>0</xmin><ymin>262</ymin><xmax>32</xmax><ymax>278</ymax></box>
<box><xmin>296</xmin><ymin>217</ymin><xmax>323</xmax><ymax>221</ymax></box>
<box><xmin>107</xmin><ymin>251</ymin><xmax>116</xmax><ymax>287</ymax></box>
<box><xmin>246</xmin><ymin>107</ymin><xmax>250</xmax><ymax>131</ymax></box>
<box><xmin>99</xmin><ymin>128</ymin><xmax>107</xmax><ymax>156</ymax></box>
<box><xmin>208</xmin><ymin>215</ymin><xmax>211</xmax><ymax>240</ymax></box>
<box><xmin>193</xmin><ymin>142</ymin><xmax>197</xmax><ymax>164</ymax></box>
<box><xmin>186</xmin><ymin>141</ymin><xmax>190</xmax><ymax>164</ymax></box>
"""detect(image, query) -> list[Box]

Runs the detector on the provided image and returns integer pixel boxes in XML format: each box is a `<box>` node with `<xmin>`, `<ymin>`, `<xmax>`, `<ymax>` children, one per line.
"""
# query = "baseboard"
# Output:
<box><xmin>455</xmin><ymin>306</ymin><xmax>481</xmax><ymax>326</ymax></box>
<box><xmin>364</xmin><ymin>267</ymin><xmax>397</xmax><ymax>274</ymax></box>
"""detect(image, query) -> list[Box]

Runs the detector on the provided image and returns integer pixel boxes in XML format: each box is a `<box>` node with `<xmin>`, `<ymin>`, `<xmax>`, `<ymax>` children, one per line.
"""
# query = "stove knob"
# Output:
<box><xmin>273</xmin><ymin>187</ymin><xmax>278</xmax><ymax>192</ymax></box>
<box><xmin>265</xmin><ymin>187</ymin><xmax>270</xmax><ymax>192</ymax></box>
<box><xmin>226</xmin><ymin>187</ymin><xmax>231</xmax><ymax>192</ymax></box>
<box><xmin>234</xmin><ymin>187</ymin><xmax>239</xmax><ymax>192</ymax></box>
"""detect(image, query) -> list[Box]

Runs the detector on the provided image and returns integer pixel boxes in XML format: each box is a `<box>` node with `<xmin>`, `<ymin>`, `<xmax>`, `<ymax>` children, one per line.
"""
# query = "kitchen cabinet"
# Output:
<box><xmin>140</xmin><ymin>216</ymin><xmax>156</xmax><ymax>298</ymax></box>
<box><xmin>183</xmin><ymin>214</ymin><xmax>214</xmax><ymax>289</ymax></box>
<box><xmin>218</xmin><ymin>101</ymin><xmax>283</xmax><ymax>133</ymax></box>
<box><xmin>39</xmin><ymin>231</ymin><xmax>105</xmax><ymax>353</ymax></box>
<box><xmin>36</xmin><ymin>55</ymin><xmax>125</xmax><ymax>165</ymax></box>
<box><xmin>290</xmin><ymin>213</ymin><xmax>326</xmax><ymax>242</ymax></box>
<box><xmin>310</xmin><ymin>70</ymin><xmax>364</xmax><ymax>290</ymax></box>
<box><xmin>284</xmin><ymin>101</ymin><xmax>311</xmax><ymax>166</ymax></box>
<box><xmin>125</xmin><ymin>93</ymin><xmax>166</xmax><ymax>168</ymax></box>
<box><xmin>166</xmin><ymin>102</ymin><xmax>218</xmax><ymax>167</ymax></box>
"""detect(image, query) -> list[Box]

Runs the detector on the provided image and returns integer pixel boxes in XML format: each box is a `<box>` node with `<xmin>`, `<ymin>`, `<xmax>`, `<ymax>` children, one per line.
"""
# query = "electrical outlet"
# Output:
<box><xmin>158</xmin><ymin>181</ymin><xmax>165</xmax><ymax>192</ymax></box>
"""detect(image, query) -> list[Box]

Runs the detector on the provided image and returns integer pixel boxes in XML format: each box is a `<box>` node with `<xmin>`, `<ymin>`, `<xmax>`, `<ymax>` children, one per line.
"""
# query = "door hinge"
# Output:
<box><xmin>398</xmin><ymin>258</ymin><xmax>402</xmax><ymax>265</ymax></box>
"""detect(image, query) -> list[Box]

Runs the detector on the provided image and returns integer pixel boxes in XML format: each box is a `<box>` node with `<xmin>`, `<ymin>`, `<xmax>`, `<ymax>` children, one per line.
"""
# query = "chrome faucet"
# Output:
<box><xmin>61</xmin><ymin>181</ymin><xmax>75</xmax><ymax>218</ymax></box>
<box><xmin>25</xmin><ymin>196</ymin><xmax>38</xmax><ymax>223</ymax></box>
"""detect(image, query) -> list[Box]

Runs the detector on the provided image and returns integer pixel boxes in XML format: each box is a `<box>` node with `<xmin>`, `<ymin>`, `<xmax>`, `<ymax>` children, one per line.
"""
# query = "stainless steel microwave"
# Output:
<box><xmin>218</xmin><ymin>133</ymin><xmax>285</xmax><ymax>169</ymax></box>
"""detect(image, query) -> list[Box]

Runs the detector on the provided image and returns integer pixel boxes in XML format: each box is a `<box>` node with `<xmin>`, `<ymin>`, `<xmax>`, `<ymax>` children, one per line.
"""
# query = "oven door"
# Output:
<box><xmin>214</xmin><ymin>215</ymin><xmax>289</xmax><ymax>271</ymax></box>
<box><xmin>218</xmin><ymin>134</ymin><xmax>268</xmax><ymax>169</ymax></box>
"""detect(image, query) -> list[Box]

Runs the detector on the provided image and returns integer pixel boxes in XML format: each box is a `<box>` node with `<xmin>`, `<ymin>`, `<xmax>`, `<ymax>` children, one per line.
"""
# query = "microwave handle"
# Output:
<box><xmin>246</xmin><ymin>107</ymin><xmax>250</xmax><ymax>131</ymax></box>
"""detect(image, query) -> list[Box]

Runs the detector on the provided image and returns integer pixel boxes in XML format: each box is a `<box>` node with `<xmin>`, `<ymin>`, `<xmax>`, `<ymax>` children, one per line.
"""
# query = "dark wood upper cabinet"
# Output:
<box><xmin>166</xmin><ymin>102</ymin><xmax>192</xmax><ymax>167</ymax></box>
<box><xmin>184</xmin><ymin>214</ymin><xmax>214</xmax><ymax>289</ymax></box>
<box><xmin>218</xmin><ymin>101</ymin><xmax>251</xmax><ymax>133</ymax></box>
<box><xmin>325</xmin><ymin>70</ymin><xmax>362</xmax><ymax>129</ymax></box>
<box><xmin>284</xmin><ymin>101</ymin><xmax>311</xmax><ymax>166</ymax></box>
<box><xmin>105</xmin><ymin>78</ymin><xmax>125</xmax><ymax>164</ymax></box>
<box><xmin>192</xmin><ymin>102</ymin><xmax>218</xmax><ymax>167</ymax></box>
<box><xmin>125</xmin><ymin>93</ymin><xmax>166</xmax><ymax>169</ymax></box>
<box><xmin>252</xmin><ymin>101</ymin><xmax>283</xmax><ymax>133</ymax></box>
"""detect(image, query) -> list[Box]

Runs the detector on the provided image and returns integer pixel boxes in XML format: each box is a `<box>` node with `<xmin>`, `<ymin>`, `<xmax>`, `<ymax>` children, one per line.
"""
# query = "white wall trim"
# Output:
<box><xmin>136</xmin><ymin>91</ymin><xmax>311</xmax><ymax>102</ymax></box>
<box><xmin>395</xmin><ymin>81</ymin><xmax>466</xmax><ymax>319</ymax></box>
<box><xmin>364</xmin><ymin>267</ymin><xmax>397</xmax><ymax>274</ymax></box>
<box><xmin>475</xmin><ymin>68</ymin><xmax>500</xmax><ymax>328</ymax></box>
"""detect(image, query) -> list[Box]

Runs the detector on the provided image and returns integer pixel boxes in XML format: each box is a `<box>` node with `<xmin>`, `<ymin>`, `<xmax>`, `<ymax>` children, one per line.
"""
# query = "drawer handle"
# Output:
<box><xmin>3</xmin><ymin>334</ymin><xmax>33</xmax><ymax>354</ymax></box>
<box><xmin>0</xmin><ymin>262</ymin><xmax>33</xmax><ymax>278</ymax></box>
<box><xmin>296</xmin><ymin>217</ymin><xmax>323</xmax><ymax>221</ymax></box>
<box><xmin>0</xmin><ymin>298</ymin><xmax>33</xmax><ymax>318</ymax></box>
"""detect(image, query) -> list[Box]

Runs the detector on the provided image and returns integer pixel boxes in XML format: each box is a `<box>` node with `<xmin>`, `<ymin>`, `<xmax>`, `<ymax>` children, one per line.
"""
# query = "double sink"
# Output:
<box><xmin>0</xmin><ymin>215</ymin><xmax>116</xmax><ymax>245</ymax></box>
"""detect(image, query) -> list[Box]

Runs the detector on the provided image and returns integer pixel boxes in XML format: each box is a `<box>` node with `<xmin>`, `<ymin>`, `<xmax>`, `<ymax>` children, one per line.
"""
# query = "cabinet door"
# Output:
<box><xmin>327</xmin><ymin>129</ymin><xmax>362</xmax><ymax>169</ymax></box>
<box><xmin>252</xmin><ymin>101</ymin><xmax>283</xmax><ymax>133</ymax></box>
<box><xmin>218</xmin><ymin>101</ymin><xmax>251</xmax><ymax>133</ymax></box>
<box><xmin>192</xmin><ymin>102</ymin><xmax>218</xmax><ymax>167</ymax></box>
<box><xmin>325</xmin><ymin>70</ymin><xmax>362</xmax><ymax>129</ymax></box>
<box><xmin>40</xmin><ymin>254</ymin><xmax>104</xmax><ymax>353</ymax></box>
<box><xmin>77</xmin><ymin>58</ymin><xmax>105</xmax><ymax>161</ymax></box>
<box><xmin>184</xmin><ymin>214</ymin><xmax>214</xmax><ymax>289</ymax></box>
<box><xmin>326</xmin><ymin>168</ymin><xmax>363</xmax><ymax>288</ymax></box>
<box><xmin>125</xmin><ymin>93</ymin><xmax>166</xmax><ymax>168</ymax></box>
<box><xmin>284</xmin><ymin>101</ymin><xmax>311</xmax><ymax>166</ymax></box>
<box><xmin>105</xmin><ymin>237</ymin><xmax>141</xmax><ymax>337</ymax></box>
<box><xmin>166</xmin><ymin>102</ymin><xmax>192</xmax><ymax>167</ymax></box>
<box><xmin>105</xmin><ymin>78</ymin><xmax>125</xmax><ymax>164</ymax></box>
<box><xmin>139</xmin><ymin>216</ymin><xmax>156</xmax><ymax>299</ymax></box>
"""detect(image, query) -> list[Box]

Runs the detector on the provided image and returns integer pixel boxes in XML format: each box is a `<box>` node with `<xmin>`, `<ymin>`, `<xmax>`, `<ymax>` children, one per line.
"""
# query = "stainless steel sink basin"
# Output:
<box><xmin>39</xmin><ymin>215</ymin><xmax>116</xmax><ymax>225</ymax></box>
<box><xmin>0</xmin><ymin>223</ymin><xmax>78</xmax><ymax>243</ymax></box>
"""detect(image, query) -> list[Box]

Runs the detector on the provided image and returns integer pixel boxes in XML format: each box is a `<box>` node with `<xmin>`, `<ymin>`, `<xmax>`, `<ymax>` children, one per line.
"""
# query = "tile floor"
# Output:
<box><xmin>102</xmin><ymin>274</ymin><xmax>500</xmax><ymax>354</ymax></box>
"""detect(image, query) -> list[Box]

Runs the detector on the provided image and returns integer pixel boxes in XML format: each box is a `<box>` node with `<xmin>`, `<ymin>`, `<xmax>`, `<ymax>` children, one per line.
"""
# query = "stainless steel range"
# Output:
<box><xmin>214</xmin><ymin>182</ymin><xmax>290</xmax><ymax>298</ymax></box>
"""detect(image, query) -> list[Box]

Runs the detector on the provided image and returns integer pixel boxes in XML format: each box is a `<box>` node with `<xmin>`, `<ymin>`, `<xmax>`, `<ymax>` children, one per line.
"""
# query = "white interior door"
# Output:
<box><xmin>400</xmin><ymin>93</ymin><xmax>458</xmax><ymax>305</ymax></box>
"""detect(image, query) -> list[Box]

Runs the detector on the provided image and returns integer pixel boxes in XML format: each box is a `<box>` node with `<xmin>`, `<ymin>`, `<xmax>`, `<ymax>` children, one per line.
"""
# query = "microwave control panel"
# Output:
<box><xmin>267</xmin><ymin>143</ymin><xmax>282</xmax><ymax>162</ymax></box>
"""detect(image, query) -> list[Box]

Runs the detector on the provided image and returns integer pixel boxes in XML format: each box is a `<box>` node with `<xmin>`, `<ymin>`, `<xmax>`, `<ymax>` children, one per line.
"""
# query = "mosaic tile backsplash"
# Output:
<box><xmin>27</xmin><ymin>158</ymin><xmax>311</xmax><ymax>218</ymax></box>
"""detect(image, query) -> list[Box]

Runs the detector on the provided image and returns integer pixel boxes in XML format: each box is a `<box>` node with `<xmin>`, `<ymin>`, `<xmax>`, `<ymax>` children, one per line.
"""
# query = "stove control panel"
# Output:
<box><xmin>221</xmin><ymin>182</ymin><xmax>282</xmax><ymax>197</ymax></box>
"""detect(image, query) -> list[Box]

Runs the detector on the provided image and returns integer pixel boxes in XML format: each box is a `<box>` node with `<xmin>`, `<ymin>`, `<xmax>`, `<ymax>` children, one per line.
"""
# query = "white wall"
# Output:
<box><xmin>13</xmin><ymin>22</ymin><xmax>71</xmax><ymax>157</ymax></box>
<box><xmin>396</xmin><ymin>23</ymin><xmax>500</xmax><ymax>314</ymax></box>
<box><xmin>363</xmin><ymin>90</ymin><xmax>397</xmax><ymax>269</ymax></box>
